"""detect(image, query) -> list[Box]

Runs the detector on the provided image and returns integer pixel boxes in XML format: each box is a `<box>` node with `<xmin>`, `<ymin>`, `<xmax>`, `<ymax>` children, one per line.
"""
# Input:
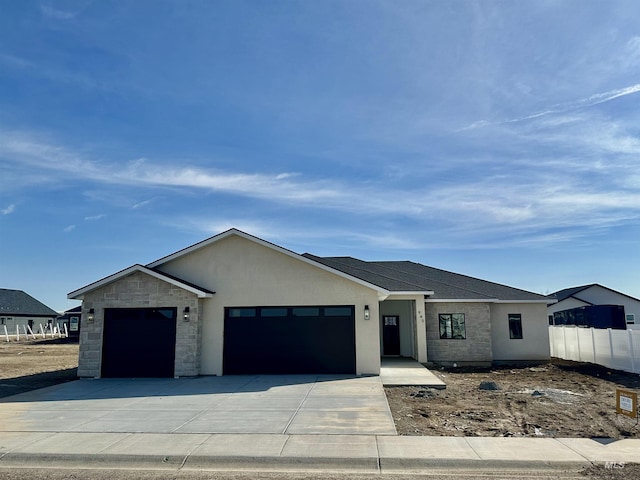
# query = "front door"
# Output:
<box><xmin>383</xmin><ymin>315</ymin><xmax>400</xmax><ymax>355</ymax></box>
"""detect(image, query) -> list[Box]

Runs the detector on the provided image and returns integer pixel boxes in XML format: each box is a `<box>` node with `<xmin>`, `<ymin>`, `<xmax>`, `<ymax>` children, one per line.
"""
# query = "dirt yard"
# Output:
<box><xmin>0</xmin><ymin>338</ymin><xmax>79</xmax><ymax>398</ymax></box>
<box><xmin>385</xmin><ymin>360</ymin><xmax>640</xmax><ymax>438</ymax></box>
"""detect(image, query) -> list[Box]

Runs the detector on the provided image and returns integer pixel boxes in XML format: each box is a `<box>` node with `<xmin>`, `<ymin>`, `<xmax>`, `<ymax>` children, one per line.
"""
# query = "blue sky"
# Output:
<box><xmin>1</xmin><ymin>1</ymin><xmax>639</xmax><ymax>312</ymax></box>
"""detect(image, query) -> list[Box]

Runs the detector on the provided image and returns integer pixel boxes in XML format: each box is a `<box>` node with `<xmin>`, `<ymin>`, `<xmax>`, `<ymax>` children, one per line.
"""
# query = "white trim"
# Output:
<box><xmin>496</xmin><ymin>299</ymin><xmax>554</xmax><ymax>304</ymax></box>
<box><xmin>387</xmin><ymin>291</ymin><xmax>434</xmax><ymax>297</ymax></box>
<box><xmin>425</xmin><ymin>298</ymin><xmax>499</xmax><ymax>303</ymax></box>
<box><xmin>146</xmin><ymin>228</ymin><xmax>391</xmax><ymax>296</ymax></box>
<box><xmin>68</xmin><ymin>265</ymin><xmax>214</xmax><ymax>300</ymax></box>
<box><xmin>425</xmin><ymin>298</ymin><xmax>550</xmax><ymax>304</ymax></box>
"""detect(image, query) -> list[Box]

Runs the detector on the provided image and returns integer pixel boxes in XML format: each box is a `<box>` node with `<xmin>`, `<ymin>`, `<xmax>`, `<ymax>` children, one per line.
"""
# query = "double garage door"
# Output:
<box><xmin>100</xmin><ymin>305</ymin><xmax>355</xmax><ymax>377</ymax></box>
<box><xmin>223</xmin><ymin>305</ymin><xmax>356</xmax><ymax>375</ymax></box>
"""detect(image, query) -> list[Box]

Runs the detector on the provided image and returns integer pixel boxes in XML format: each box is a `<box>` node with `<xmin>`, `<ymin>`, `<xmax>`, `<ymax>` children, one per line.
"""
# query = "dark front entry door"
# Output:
<box><xmin>383</xmin><ymin>315</ymin><xmax>400</xmax><ymax>355</ymax></box>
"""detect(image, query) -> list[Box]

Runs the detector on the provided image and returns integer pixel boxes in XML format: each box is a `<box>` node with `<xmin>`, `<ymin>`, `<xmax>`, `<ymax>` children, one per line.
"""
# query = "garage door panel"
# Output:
<box><xmin>223</xmin><ymin>306</ymin><xmax>355</xmax><ymax>375</ymax></box>
<box><xmin>102</xmin><ymin>308</ymin><xmax>177</xmax><ymax>378</ymax></box>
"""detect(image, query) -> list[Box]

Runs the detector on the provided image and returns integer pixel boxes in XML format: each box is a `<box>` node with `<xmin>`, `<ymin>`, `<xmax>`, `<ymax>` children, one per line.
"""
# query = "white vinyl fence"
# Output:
<box><xmin>549</xmin><ymin>325</ymin><xmax>640</xmax><ymax>374</ymax></box>
<box><xmin>3</xmin><ymin>323</ymin><xmax>68</xmax><ymax>342</ymax></box>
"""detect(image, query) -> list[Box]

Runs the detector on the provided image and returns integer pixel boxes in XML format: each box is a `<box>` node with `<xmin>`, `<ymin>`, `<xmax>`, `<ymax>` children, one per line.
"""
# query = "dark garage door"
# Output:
<box><xmin>223</xmin><ymin>306</ymin><xmax>355</xmax><ymax>374</ymax></box>
<box><xmin>102</xmin><ymin>307</ymin><xmax>177</xmax><ymax>378</ymax></box>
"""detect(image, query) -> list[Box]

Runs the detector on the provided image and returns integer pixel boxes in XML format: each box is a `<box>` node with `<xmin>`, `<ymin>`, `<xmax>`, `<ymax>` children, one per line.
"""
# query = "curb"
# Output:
<box><xmin>0</xmin><ymin>452</ymin><xmax>594</xmax><ymax>473</ymax></box>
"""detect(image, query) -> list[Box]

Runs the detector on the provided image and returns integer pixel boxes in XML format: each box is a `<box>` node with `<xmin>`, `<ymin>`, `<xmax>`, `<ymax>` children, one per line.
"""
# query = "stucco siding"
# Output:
<box><xmin>425</xmin><ymin>302</ymin><xmax>492</xmax><ymax>365</ymax></box>
<box><xmin>156</xmin><ymin>235</ymin><xmax>381</xmax><ymax>375</ymax></box>
<box><xmin>491</xmin><ymin>303</ymin><xmax>550</xmax><ymax>361</ymax></box>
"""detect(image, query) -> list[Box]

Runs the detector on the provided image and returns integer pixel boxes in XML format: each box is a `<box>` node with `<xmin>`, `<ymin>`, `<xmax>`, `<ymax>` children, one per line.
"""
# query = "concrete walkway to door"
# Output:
<box><xmin>380</xmin><ymin>357</ymin><xmax>446</xmax><ymax>388</ymax></box>
<box><xmin>0</xmin><ymin>374</ymin><xmax>396</xmax><ymax>436</ymax></box>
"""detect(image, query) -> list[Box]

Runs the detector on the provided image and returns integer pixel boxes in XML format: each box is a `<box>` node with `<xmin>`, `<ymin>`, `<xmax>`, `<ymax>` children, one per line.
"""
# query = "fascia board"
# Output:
<box><xmin>386</xmin><ymin>291</ymin><xmax>435</xmax><ymax>298</ymax></box>
<box><xmin>425</xmin><ymin>298</ymin><xmax>499</xmax><ymax>303</ymax></box>
<box><xmin>68</xmin><ymin>265</ymin><xmax>213</xmax><ymax>300</ymax></box>
<box><xmin>495</xmin><ymin>299</ymin><xmax>554</xmax><ymax>304</ymax></box>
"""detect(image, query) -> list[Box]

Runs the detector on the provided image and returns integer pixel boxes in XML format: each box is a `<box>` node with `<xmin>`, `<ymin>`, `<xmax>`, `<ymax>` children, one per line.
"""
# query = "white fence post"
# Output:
<box><xmin>607</xmin><ymin>328</ymin><xmax>615</xmax><ymax>369</ymax></box>
<box><xmin>3</xmin><ymin>325</ymin><xmax>8</xmax><ymax>342</ymax></box>
<box><xmin>15</xmin><ymin>325</ymin><xmax>20</xmax><ymax>341</ymax></box>
<box><xmin>63</xmin><ymin>323</ymin><xmax>68</xmax><ymax>338</ymax></box>
<box><xmin>629</xmin><ymin>330</ymin><xmax>636</xmax><ymax>374</ymax></box>
<box><xmin>26</xmin><ymin>325</ymin><xmax>35</xmax><ymax>339</ymax></box>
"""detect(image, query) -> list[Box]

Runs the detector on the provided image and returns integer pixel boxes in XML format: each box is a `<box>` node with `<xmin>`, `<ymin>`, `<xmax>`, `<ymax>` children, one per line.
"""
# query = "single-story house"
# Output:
<box><xmin>68</xmin><ymin>229</ymin><xmax>551</xmax><ymax>378</ymax></box>
<box><xmin>0</xmin><ymin>288</ymin><xmax>59</xmax><ymax>332</ymax></box>
<box><xmin>57</xmin><ymin>305</ymin><xmax>82</xmax><ymax>340</ymax></box>
<box><xmin>548</xmin><ymin>284</ymin><xmax>640</xmax><ymax>330</ymax></box>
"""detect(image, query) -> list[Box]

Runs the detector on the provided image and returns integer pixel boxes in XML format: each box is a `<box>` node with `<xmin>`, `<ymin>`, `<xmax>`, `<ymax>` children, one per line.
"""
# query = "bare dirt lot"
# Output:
<box><xmin>385</xmin><ymin>360</ymin><xmax>640</xmax><ymax>438</ymax></box>
<box><xmin>0</xmin><ymin>338</ymin><xmax>78</xmax><ymax>399</ymax></box>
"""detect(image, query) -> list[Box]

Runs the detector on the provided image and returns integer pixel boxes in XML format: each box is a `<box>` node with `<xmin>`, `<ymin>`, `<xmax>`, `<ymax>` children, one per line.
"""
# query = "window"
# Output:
<box><xmin>292</xmin><ymin>307</ymin><xmax>320</xmax><ymax>317</ymax></box>
<box><xmin>324</xmin><ymin>307</ymin><xmax>353</xmax><ymax>317</ymax></box>
<box><xmin>548</xmin><ymin>315</ymin><xmax>554</xmax><ymax>325</ymax></box>
<box><xmin>228</xmin><ymin>308</ymin><xmax>257</xmax><ymax>318</ymax></box>
<box><xmin>439</xmin><ymin>313</ymin><xmax>465</xmax><ymax>339</ymax></box>
<box><xmin>509</xmin><ymin>314</ymin><xmax>523</xmax><ymax>339</ymax></box>
<box><xmin>261</xmin><ymin>308</ymin><xmax>288</xmax><ymax>317</ymax></box>
<box><xmin>627</xmin><ymin>314</ymin><xmax>635</xmax><ymax>325</ymax></box>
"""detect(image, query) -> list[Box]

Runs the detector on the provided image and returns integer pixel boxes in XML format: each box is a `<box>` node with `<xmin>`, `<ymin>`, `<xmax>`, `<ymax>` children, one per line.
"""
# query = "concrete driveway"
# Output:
<box><xmin>0</xmin><ymin>375</ymin><xmax>396</xmax><ymax>435</ymax></box>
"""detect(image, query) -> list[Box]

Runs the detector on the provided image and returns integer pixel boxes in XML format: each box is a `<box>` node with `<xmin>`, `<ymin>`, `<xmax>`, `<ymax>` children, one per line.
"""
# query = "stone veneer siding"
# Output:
<box><xmin>425</xmin><ymin>302</ymin><xmax>493</xmax><ymax>365</ymax></box>
<box><xmin>78</xmin><ymin>271</ymin><xmax>202</xmax><ymax>378</ymax></box>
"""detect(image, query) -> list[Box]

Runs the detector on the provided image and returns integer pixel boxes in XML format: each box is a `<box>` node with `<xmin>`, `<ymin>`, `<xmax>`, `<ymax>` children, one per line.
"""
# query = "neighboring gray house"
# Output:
<box><xmin>0</xmin><ymin>288</ymin><xmax>59</xmax><ymax>332</ymax></box>
<box><xmin>548</xmin><ymin>284</ymin><xmax>640</xmax><ymax>330</ymax></box>
<box><xmin>68</xmin><ymin>229</ymin><xmax>551</xmax><ymax>379</ymax></box>
<box><xmin>57</xmin><ymin>305</ymin><xmax>82</xmax><ymax>340</ymax></box>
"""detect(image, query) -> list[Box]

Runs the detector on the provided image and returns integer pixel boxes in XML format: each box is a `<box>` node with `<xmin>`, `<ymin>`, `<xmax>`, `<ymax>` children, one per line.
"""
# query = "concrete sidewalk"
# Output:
<box><xmin>380</xmin><ymin>357</ymin><xmax>446</xmax><ymax>388</ymax></box>
<box><xmin>1</xmin><ymin>431</ymin><xmax>638</xmax><ymax>473</ymax></box>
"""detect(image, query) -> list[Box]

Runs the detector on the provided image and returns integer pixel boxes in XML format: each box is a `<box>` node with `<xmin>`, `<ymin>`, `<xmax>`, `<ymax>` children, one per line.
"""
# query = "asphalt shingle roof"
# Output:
<box><xmin>547</xmin><ymin>284</ymin><xmax>595</xmax><ymax>302</ymax></box>
<box><xmin>0</xmin><ymin>289</ymin><xmax>59</xmax><ymax>317</ymax></box>
<box><xmin>303</xmin><ymin>255</ymin><xmax>547</xmax><ymax>301</ymax></box>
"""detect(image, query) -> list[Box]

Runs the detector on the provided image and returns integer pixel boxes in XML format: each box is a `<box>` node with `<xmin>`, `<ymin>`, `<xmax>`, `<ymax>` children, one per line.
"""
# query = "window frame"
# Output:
<box><xmin>508</xmin><ymin>313</ymin><xmax>523</xmax><ymax>339</ymax></box>
<box><xmin>439</xmin><ymin>313</ymin><xmax>466</xmax><ymax>339</ymax></box>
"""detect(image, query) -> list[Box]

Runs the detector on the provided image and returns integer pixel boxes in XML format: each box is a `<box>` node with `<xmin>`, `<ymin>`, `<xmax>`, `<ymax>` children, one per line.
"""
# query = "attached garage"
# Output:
<box><xmin>223</xmin><ymin>306</ymin><xmax>356</xmax><ymax>374</ymax></box>
<box><xmin>101</xmin><ymin>307</ymin><xmax>177</xmax><ymax>378</ymax></box>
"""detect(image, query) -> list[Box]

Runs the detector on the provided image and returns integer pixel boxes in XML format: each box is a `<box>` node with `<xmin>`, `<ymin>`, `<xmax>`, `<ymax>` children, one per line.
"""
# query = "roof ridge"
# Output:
<box><xmin>376</xmin><ymin>260</ymin><xmax>545</xmax><ymax>297</ymax></box>
<box><xmin>307</xmin><ymin>255</ymin><xmax>429</xmax><ymax>292</ymax></box>
<box><xmin>368</xmin><ymin>260</ymin><xmax>497</xmax><ymax>299</ymax></box>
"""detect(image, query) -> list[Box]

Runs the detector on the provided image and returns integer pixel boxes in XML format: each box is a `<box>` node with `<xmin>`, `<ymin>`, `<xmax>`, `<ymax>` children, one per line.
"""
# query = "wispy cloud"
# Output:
<box><xmin>84</xmin><ymin>214</ymin><xmax>106</xmax><ymax>221</ymax></box>
<box><xmin>63</xmin><ymin>225</ymin><xmax>76</xmax><ymax>233</ymax></box>
<box><xmin>40</xmin><ymin>4</ymin><xmax>80</xmax><ymax>20</ymax></box>
<box><xmin>132</xmin><ymin>199</ymin><xmax>153</xmax><ymax>209</ymax></box>
<box><xmin>2</xmin><ymin>129</ymin><xmax>639</xmax><ymax>249</ymax></box>
<box><xmin>461</xmin><ymin>83</ymin><xmax>640</xmax><ymax>131</ymax></box>
<box><xmin>1</xmin><ymin>204</ymin><xmax>16</xmax><ymax>215</ymax></box>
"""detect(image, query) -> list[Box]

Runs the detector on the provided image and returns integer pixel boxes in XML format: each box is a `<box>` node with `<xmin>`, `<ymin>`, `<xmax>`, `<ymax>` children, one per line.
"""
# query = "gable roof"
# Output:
<box><xmin>68</xmin><ymin>264</ymin><xmax>215</xmax><ymax>300</ymax></box>
<box><xmin>303</xmin><ymin>255</ymin><xmax>549</xmax><ymax>302</ymax></box>
<box><xmin>146</xmin><ymin>229</ymin><xmax>402</xmax><ymax>296</ymax></box>
<box><xmin>0</xmin><ymin>289</ymin><xmax>59</xmax><ymax>317</ymax></box>
<box><xmin>549</xmin><ymin>284</ymin><xmax>640</xmax><ymax>303</ymax></box>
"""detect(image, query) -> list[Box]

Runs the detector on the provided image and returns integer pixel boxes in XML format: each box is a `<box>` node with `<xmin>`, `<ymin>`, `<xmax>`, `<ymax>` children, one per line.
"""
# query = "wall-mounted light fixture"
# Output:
<box><xmin>364</xmin><ymin>305</ymin><xmax>370</xmax><ymax>321</ymax></box>
<box><xmin>87</xmin><ymin>308</ymin><xmax>95</xmax><ymax>323</ymax></box>
<box><xmin>183</xmin><ymin>306</ymin><xmax>190</xmax><ymax>322</ymax></box>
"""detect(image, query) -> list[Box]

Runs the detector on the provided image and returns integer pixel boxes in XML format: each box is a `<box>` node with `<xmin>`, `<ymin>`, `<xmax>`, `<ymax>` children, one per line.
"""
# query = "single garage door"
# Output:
<box><xmin>101</xmin><ymin>307</ymin><xmax>177</xmax><ymax>378</ymax></box>
<box><xmin>223</xmin><ymin>305</ymin><xmax>355</xmax><ymax>374</ymax></box>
